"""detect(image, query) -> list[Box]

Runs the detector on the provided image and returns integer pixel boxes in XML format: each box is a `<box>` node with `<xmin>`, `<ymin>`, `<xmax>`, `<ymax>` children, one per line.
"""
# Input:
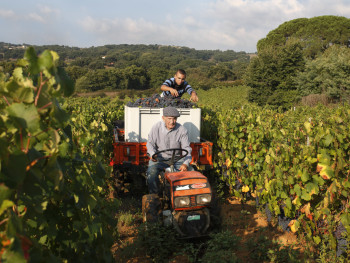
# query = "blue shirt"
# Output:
<box><xmin>161</xmin><ymin>77</ymin><xmax>194</xmax><ymax>98</ymax></box>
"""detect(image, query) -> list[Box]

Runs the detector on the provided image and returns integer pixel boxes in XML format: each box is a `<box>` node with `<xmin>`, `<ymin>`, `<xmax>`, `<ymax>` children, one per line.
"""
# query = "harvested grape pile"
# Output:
<box><xmin>126</xmin><ymin>94</ymin><xmax>196</xmax><ymax>108</ymax></box>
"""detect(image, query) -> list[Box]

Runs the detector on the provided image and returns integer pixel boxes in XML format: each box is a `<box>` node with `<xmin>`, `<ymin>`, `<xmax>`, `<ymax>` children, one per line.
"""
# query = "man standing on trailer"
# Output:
<box><xmin>160</xmin><ymin>69</ymin><xmax>199</xmax><ymax>102</ymax></box>
<box><xmin>146</xmin><ymin>106</ymin><xmax>193</xmax><ymax>194</ymax></box>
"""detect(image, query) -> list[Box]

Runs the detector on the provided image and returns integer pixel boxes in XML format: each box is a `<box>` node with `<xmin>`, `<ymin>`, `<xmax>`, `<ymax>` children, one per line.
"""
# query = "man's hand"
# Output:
<box><xmin>179</xmin><ymin>164</ymin><xmax>188</xmax><ymax>171</ymax></box>
<box><xmin>151</xmin><ymin>154</ymin><xmax>157</xmax><ymax>162</ymax></box>
<box><xmin>190</xmin><ymin>91</ymin><xmax>199</xmax><ymax>102</ymax></box>
<box><xmin>170</xmin><ymin>88</ymin><xmax>179</xmax><ymax>97</ymax></box>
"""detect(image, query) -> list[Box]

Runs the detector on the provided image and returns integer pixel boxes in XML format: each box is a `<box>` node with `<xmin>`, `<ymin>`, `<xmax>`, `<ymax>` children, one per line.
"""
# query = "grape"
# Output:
<box><xmin>335</xmin><ymin>222</ymin><xmax>347</xmax><ymax>257</ymax></box>
<box><xmin>337</xmin><ymin>238</ymin><xmax>347</xmax><ymax>257</ymax></box>
<box><xmin>255</xmin><ymin>196</ymin><xmax>259</xmax><ymax>207</ymax></box>
<box><xmin>234</xmin><ymin>179</ymin><xmax>241</xmax><ymax>191</ymax></box>
<box><xmin>265</xmin><ymin>204</ymin><xmax>272</xmax><ymax>222</ymax></box>
<box><xmin>278</xmin><ymin>215</ymin><xmax>291</xmax><ymax>232</ymax></box>
<box><xmin>126</xmin><ymin>94</ymin><xmax>196</xmax><ymax>108</ymax></box>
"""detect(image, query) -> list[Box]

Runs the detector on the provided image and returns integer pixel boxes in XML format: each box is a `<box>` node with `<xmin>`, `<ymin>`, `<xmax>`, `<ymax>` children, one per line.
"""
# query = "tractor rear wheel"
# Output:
<box><xmin>142</xmin><ymin>194</ymin><xmax>161</xmax><ymax>224</ymax></box>
<box><xmin>209</xmin><ymin>193</ymin><xmax>222</xmax><ymax>231</ymax></box>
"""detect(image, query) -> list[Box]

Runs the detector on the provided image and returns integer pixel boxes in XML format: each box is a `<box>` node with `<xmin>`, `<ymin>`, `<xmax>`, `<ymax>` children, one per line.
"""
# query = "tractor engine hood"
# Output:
<box><xmin>165</xmin><ymin>171</ymin><xmax>212</xmax><ymax>210</ymax></box>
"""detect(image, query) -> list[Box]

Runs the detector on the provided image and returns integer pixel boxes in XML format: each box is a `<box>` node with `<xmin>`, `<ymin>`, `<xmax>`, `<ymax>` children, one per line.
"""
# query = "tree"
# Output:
<box><xmin>257</xmin><ymin>16</ymin><xmax>350</xmax><ymax>59</ymax></box>
<box><xmin>244</xmin><ymin>39</ymin><xmax>305</xmax><ymax>106</ymax></box>
<box><xmin>65</xmin><ymin>65</ymin><xmax>88</xmax><ymax>81</ymax></box>
<box><xmin>295</xmin><ymin>45</ymin><xmax>350</xmax><ymax>101</ymax></box>
<box><xmin>147</xmin><ymin>66</ymin><xmax>169</xmax><ymax>90</ymax></box>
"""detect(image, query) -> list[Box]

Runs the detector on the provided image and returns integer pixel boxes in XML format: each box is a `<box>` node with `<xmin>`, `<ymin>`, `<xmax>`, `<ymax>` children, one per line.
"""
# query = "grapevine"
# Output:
<box><xmin>0</xmin><ymin>47</ymin><xmax>118</xmax><ymax>262</ymax></box>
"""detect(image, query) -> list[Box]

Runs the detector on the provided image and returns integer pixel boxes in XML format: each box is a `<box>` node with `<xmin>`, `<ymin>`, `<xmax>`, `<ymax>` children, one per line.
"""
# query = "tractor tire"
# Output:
<box><xmin>209</xmin><ymin>193</ymin><xmax>222</xmax><ymax>231</ymax></box>
<box><xmin>142</xmin><ymin>194</ymin><xmax>161</xmax><ymax>224</ymax></box>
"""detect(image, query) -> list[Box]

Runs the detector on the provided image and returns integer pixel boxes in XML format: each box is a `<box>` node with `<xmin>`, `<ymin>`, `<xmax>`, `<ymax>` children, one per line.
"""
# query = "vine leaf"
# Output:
<box><xmin>6</xmin><ymin>103</ymin><xmax>40</xmax><ymax>134</ymax></box>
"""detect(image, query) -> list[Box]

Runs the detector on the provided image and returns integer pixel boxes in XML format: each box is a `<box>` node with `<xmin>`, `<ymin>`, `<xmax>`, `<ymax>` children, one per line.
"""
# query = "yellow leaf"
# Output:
<box><xmin>101</xmin><ymin>123</ymin><xmax>108</xmax><ymax>131</ymax></box>
<box><xmin>289</xmin><ymin>220</ymin><xmax>299</xmax><ymax>233</ymax></box>
<box><xmin>242</xmin><ymin>185</ymin><xmax>249</xmax><ymax>193</ymax></box>
<box><xmin>301</xmin><ymin>203</ymin><xmax>311</xmax><ymax>216</ymax></box>
<box><xmin>225</xmin><ymin>158</ymin><xmax>232</xmax><ymax>168</ymax></box>
<box><xmin>304</xmin><ymin>121</ymin><xmax>311</xmax><ymax>133</ymax></box>
<box><xmin>292</xmin><ymin>196</ymin><xmax>299</xmax><ymax>205</ymax></box>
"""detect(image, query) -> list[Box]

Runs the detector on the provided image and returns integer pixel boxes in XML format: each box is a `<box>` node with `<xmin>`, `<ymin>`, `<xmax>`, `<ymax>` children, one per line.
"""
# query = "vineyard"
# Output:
<box><xmin>214</xmin><ymin>104</ymin><xmax>350</xmax><ymax>258</ymax></box>
<box><xmin>0</xmin><ymin>48</ymin><xmax>349</xmax><ymax>262</ymax></box>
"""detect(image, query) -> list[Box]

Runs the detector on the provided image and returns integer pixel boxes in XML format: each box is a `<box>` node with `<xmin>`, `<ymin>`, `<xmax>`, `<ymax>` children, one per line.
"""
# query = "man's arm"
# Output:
<box><xmin>161</xmin><ymin>85</ymin><xmax>179</xmax><ymax>97</ymax></box>
<box><xmin>190</xmin><ymin>91</ymin><xmax>199</xmax><ymax>102</ymax></box>
<box><xmin>146</xmin><ymin>125</ymin><xmax>158</xmax><ymax>161</ymax></box>
<box><xmin>179</xmin><ymin>127</ymin><xmax>192</xmax><ymax>167</ymax></box>
<box><xmin>184</xmin><ymin>83</ymin><xmax>198</xmax><ymax>102</ymax></box>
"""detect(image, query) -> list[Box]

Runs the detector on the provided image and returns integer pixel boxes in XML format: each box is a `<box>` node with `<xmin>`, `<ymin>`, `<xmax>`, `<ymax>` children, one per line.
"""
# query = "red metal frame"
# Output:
<box><xmin>110</xmin><ymin>141</ymin><xmax>213</xmax><ymax>167</ymax></box>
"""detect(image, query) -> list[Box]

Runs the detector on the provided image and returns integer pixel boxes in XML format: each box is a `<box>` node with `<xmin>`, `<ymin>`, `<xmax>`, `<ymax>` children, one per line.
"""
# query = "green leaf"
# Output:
<box><xmin>344</xmin><ymin>181</ymin><xmax>350</xmax><ymax>189</ymax></box>
<box><xmin>6</xmin><ymin>80</ymin><xmax>34</xmax><ymax>103</ymax></box>
<box><xmin>285</xmin><ymin>197</ymin><xmax>292</xmax><ymax>210</ymax></box>
<box><xmin>237</xmin><ymin>151</ymin><xmax>244</xmax><ymax>159</ymax></box>
<box><xmin>280</xmin><ymin>191</ymin><xmax>288</xmax><ymax>199</ymax></box>
<box><xmin>1</xmin><ymin>151</ymin><xmax>27</xmax><ymax>187</ymax></box>
<box><xmin>39</xmin><ymin>234</ymin><xmax>48</xmax><ymax>245</ymax></box>
<box><xmin>287</xmin><ymin>175</ymin><xmax>294</xmax><ymax>185</ymax></box>
<box><xmin>0</xmin><ymin>184</ymin><xmax>13</xmax><ymax>205</ymax></box>
<box><xmin>24</xmin><ymin>47</ymin><xmax>40</xmax><ymax>75</ymax></box>
<box><xmin>0</xmin><ymin>199</ymin><xmax>14</xmax><ymax>215</ymax></box>
<box><xmin>53</xmin><ymin>99</ymin><xmax>70</xmax><ymax>123</ymax></box>
<box><xmin>7</xmin><ymin>103</ymin><xmax>40</xmax><ymax>134</ymax></box>
<box><xmin>294</xmin><ymin>184</ymin><xmax>301</xmax><ymax>197</ymax></box>
<box><xmin>341</xmin><ymin>212</ymin><xmax>350</xmax><ymax>228</ymax></box>
<box><xmin>323</xmin><ymin>134</ymin><xmax>333</xmax><ymax>147</ymax></box>
<box><xmin>301</xmin><ymin>189</ymin><xmax>311</xmax><ymax>201</ymax></box>
<box><xmin>1</xmin><ymin>250</ymin><xmax>27</xmax><ymax>263</ymax></box>
<box><xmin>301</xmin><ymin>170</ymin><xmax>309</xmax><ymax>183</ymax></box>
<box><xmin>41</xmin><ymin>201</ymin><xmax>48</xmax><ymax>211</ymax></box>
<box><xmin>312</xmin><ymin>174</ymin><xmax>325</xmax><ymax>186</ymax></box>
<box><xmin>38</xmin><ymin>50</ymin><xmax>54</xmax><ymax>71</ymax></box>
<box><xmin>313</xmin><ymin>235</ymin><xmax>321</xmax><ymax>245</ymax></box>
<box><xmin>74</xmin><ymin>194</ymin><xmax>79</xmax><ymax>204</ymax></box>
<box><xmin>305</xmin><ymin>182</ymin><xmax>319</xmax><ymax>196</ymax></box>
<box><xmin>57</xmin><ymin>67</ymin><xmax>74</xmax><ymax>97</ymax></box>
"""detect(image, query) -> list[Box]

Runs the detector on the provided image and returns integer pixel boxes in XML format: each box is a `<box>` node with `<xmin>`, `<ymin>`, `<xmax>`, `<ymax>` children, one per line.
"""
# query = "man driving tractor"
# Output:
<box><xmin>146</xmin><ymin>106</ymin><xmax>193</xmax><ymax>194</ymax></box>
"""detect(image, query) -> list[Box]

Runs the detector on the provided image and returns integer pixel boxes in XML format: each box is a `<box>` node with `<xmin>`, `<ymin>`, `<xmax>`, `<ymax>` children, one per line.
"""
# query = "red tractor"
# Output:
<box><xmin>110</xmin><ymin>106</ymin><xmax>217</xmax><ymax>237</ymax></box>
<box><xmin>142</xmin><ymin>148</ymin><xmax>216</xmax><ymax>237</ymax></box>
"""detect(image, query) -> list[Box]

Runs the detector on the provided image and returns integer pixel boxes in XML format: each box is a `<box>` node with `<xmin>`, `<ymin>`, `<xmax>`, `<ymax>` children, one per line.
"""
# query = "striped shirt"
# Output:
<box><xmin>161</xmin><ymin>77</ymin><xmax>194</xmax><ymax>98</ymax></box>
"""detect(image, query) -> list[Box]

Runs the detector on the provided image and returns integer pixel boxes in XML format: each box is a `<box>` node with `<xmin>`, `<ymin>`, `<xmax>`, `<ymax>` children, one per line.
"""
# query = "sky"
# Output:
<box><xmin>0</xmin><ymin>0</ymin><xmax>349</xmax><ymax>53</ymax></box>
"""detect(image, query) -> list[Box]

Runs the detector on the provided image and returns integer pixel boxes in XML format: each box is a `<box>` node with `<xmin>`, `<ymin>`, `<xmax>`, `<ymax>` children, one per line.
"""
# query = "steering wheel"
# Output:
<box><xmin>152</xmin><ymin>148</ymin><xmax>189</xmax><ymax>166</ymax></box>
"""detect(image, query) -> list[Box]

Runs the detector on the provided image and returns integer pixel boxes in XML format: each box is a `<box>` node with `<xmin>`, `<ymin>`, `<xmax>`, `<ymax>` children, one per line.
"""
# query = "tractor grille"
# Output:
<box><xmin>190</xmin><ymin>196</ymin><xmax>196</xmax><ymax>207</ymax></box>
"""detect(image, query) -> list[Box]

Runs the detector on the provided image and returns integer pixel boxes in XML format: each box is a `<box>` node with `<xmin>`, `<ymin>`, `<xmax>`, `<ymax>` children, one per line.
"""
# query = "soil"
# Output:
<box><xmin>112</xmin><ymin>195</ymin><xmax>304</xmax><ymax>263</ymax></box>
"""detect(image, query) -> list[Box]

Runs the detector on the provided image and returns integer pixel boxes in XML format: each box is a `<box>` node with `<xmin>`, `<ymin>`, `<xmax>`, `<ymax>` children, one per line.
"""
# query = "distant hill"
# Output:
<box><xmin>0</xmin><ymin>42</ymin><xmax>251</xmax><ymax>93</ymax></box>
<box><xmin>0</xmin><ymin>42</ymin><xmax>252</xmax><ymax>63</ymax></box>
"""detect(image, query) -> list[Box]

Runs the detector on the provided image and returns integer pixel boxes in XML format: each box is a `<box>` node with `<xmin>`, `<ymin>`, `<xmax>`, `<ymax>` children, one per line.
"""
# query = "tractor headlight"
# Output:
<box><xmin>196</xmin><ymin>194</ymin><xmax>212</xmax><ymax>205</ymax></box>
<box><xmin>174</xmin><ymin>197</ymin><xmax>190</xmax><ymax>208</ymax></box>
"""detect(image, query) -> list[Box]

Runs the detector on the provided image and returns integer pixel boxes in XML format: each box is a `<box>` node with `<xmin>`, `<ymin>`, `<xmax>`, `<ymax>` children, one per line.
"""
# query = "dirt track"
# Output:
<box><xmin>112</xmin><ymin>196</ymin><xmax>302</xmax><ymax>263</ymax></box>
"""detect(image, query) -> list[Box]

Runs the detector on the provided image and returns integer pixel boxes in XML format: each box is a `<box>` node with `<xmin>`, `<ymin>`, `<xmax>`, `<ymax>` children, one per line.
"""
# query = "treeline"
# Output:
<box><xmin>0</xmin><ymin>43</ymin><xmax>250</xmax><ymax>93</ymax></box>
<box><xmin>244</xmin><ymin>15</ymin><xmax>350</xmax><ymax>109</ymax></box>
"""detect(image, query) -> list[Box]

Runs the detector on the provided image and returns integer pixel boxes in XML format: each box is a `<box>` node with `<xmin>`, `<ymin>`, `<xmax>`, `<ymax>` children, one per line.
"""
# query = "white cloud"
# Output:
<box><xmin>28</xmin><ymin>13</ymin><xmax>45</xmax><ymax>23</ymax></box>
<box><xmin>2</xmin><ymin>0</ymin><xmax>350</xmax><ymax>52</ymax></box>
<box><xmin>79</xmin><ymin>16</ymin><xmax>158</xmax><ymax>37</ymax></box>
<box><xmin>38</xmin><ymin>5</ymin><xmax>60</xmax><ymax>16</ymax></box>
<box><xmin>0</xmin><ymin>9</ymin><xmax>15</xmax><ymax>19</ymax></box>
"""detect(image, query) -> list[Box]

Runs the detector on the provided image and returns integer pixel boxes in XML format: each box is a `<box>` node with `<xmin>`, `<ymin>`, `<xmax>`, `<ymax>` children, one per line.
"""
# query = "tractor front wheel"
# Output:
<box><xmin>142</xmin><ymin>194</ymin><xmax>161</xmax><ymax>224</ymax></box>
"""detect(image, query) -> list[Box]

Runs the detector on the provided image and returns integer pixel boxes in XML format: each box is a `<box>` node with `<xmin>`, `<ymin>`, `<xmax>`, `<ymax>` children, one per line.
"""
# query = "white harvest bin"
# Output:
<box><xmin>124</xmin><ymin>106</ymin><xmax>201</xmax><ymax>143</ymax></box>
